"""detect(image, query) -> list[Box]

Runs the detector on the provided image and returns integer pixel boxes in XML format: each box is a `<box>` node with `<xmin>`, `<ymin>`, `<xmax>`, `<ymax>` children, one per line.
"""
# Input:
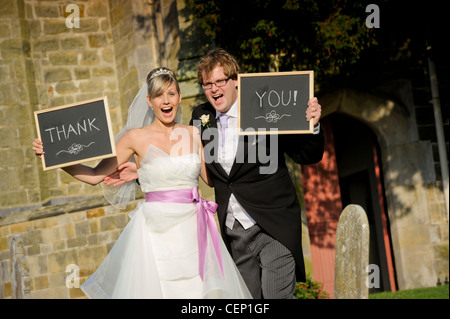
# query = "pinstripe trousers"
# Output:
<box><xmin>225</xmin><ymin>220</ymin><xmax>296</xmax><ymax>299</ymax></box>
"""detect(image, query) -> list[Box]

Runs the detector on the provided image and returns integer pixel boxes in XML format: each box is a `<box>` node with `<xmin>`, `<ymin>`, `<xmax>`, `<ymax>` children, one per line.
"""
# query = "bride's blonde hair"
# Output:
<box><xmin>146</xmin><ymin>67</ymin><xmax>180</xmax><ymax>99</ymax></box>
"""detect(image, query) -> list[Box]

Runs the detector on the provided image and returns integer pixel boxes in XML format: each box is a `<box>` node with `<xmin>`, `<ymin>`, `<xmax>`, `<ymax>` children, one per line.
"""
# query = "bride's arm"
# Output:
<box><xmin>32</xmin><ymin>132</ymin><xmax>136</xmax><ymax>186</ymax></box>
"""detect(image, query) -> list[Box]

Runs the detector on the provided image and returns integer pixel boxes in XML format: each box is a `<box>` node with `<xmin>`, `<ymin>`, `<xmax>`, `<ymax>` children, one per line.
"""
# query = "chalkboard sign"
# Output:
<box><xmin>34</xmin><ymin>97</ymin><xmax>116</xmax><ymax>171</ymax></box>
<box><xmin>238</xmin><ymin>71</ymin><xmax>314</xmax><ymax>135</ymax></box>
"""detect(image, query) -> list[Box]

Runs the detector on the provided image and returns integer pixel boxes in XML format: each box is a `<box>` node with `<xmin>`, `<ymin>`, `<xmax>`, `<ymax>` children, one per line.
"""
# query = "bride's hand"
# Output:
<box><xmin>32</xmin><ymin>138</ymin><xmax>44</xmax><ymax>158</ymax></box>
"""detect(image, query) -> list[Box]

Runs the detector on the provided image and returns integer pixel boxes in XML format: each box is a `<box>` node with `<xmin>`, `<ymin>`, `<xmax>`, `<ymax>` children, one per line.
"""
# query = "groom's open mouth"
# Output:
<box><xmin>212</xmin><ymin>94</ymin><xmax>223</xmax><ymax>101</ymax></box>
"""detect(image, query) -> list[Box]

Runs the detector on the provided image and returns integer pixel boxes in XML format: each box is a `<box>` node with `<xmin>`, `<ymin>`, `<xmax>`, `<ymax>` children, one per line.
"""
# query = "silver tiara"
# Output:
<box><xmin>150</xmin><ymin>68</ymin><xmax>174</xmax><ymax>80</ymax></box>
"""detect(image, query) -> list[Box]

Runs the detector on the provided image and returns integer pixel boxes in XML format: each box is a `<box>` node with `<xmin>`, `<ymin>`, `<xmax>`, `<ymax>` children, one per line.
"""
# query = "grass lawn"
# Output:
<box><xmin>369</xmin><ymin>284</ymin><xmax>449</xmax><ymax>299</ymax></box>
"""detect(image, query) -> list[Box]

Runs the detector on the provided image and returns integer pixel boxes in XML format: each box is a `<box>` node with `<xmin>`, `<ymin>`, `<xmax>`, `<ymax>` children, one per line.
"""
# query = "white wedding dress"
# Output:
<box><xmin>81</xmin><ymin>145</ymin><xmax>252</xmax><ymax>299</ymax></box>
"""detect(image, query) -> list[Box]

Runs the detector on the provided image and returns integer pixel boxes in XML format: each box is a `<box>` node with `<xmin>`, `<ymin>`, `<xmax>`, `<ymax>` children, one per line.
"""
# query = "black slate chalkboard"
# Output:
<box><xmin>238</xmin><ymin>71</ymin><xmax>314</xmax><ymax>135</ymax></box>
<box><xmin>34</xmin><ymin>97</ymin><xmax>116</xmax><ymax>170</ymax></box>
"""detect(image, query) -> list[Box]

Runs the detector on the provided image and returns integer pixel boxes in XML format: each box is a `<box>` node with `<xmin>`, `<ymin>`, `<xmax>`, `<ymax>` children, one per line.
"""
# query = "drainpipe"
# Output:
<box><xmin>427</xmin><ymin>53</ymin><xmax>449</xmax><ymax>221</ymax></box>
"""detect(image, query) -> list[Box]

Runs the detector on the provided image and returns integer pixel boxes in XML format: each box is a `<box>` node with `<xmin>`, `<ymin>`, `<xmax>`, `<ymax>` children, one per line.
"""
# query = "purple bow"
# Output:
<box><xmin>145</xmin><ymin>188</ymin><xmax>223</xmax><ymax>280</ymax></box>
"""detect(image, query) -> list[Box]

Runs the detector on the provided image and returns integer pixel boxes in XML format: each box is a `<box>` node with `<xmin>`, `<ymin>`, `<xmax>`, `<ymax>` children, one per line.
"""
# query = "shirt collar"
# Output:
<box><xmin>216</xmin><ymin>99</ymin><xmax>238</xmax><ymax>120</ymax></box>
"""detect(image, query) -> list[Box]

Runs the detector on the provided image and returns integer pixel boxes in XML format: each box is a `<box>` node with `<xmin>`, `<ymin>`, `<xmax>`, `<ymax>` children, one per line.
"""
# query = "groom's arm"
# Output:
<box><xmin>282</xmin><ymin>128</ymin><xmax>324</xmax><ymax>165</ymax></box>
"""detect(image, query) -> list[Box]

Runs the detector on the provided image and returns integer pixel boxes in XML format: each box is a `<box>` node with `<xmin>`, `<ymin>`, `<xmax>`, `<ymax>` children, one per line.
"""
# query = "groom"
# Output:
<box><xmin>189</xmin><ymin>49</ymin><xmax>324</xmax><ymax>299</ymax></box>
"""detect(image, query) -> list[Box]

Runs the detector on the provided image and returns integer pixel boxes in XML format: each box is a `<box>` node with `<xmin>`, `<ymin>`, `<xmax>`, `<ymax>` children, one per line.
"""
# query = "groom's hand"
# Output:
<box><xmin>306</xmin><ymin>97</ymin><xmax>322</xmax><ymax>127</ymax></box>
<box><xmin>104</xmin><ymin>162</ymin><xmax>138</xmax><ymax>187</ymax></box>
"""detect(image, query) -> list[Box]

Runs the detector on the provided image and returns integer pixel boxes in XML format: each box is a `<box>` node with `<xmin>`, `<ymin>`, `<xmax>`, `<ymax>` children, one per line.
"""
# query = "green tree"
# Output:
<box><xmin>186</xmin><ymin>0</ymin><xmax>377</xmax><ymax>81</ymax></box>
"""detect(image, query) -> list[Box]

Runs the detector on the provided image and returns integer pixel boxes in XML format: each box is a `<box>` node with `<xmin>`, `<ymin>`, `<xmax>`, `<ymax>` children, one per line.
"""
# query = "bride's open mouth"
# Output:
<box><xmin>161</xmin><ymin>107</ymin><xmax>173</xmax><ymax>114</ymax></box>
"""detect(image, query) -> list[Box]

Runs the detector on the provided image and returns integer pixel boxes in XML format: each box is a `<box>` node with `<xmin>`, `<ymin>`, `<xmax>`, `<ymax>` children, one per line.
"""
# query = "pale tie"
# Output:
<box><xmin>218</xmin><ymin>114</ymin><xmax>229</xmax><ymax>149</ymax></box>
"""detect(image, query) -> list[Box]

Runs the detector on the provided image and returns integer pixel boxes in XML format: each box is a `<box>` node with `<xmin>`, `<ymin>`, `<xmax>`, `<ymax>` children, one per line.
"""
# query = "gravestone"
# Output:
<box><xmin>334</xmin><ymin>204</ymin><xmax>370</xmax><ymax>299</ymax></box>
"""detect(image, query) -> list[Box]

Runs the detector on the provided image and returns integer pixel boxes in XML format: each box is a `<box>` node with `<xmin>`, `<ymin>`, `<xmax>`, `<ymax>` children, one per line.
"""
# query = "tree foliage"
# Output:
<box><xmin>185</xmin><ymin>0</ymin><xmax>377</xmax><ymax>81</ymax></box>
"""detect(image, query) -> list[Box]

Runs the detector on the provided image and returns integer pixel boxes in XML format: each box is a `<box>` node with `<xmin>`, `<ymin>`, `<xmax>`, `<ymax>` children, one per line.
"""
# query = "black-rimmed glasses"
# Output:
<box><xmin>201</xmin><ymin>77</ymin><xmax>231</xmax><ymax>90</ymax></box>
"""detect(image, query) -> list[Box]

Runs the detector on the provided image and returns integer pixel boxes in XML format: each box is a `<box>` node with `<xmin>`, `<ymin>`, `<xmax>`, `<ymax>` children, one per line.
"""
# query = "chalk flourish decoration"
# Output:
<box><xmin>255</xmin><ymin>110</ymin><xmax>291</xmax><ymax>123</ymax></box>
<box><xmin>56</xmin><ymin>142</ymin><xmax>95</xmax><ymax>156</ymax></box>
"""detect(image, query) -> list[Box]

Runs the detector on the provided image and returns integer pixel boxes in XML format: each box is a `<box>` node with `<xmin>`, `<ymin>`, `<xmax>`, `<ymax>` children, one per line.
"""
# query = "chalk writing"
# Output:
<box><xmin>44</xmin><ymin>118</ymin><xmax>100</xmax><ymax>143</ymax></box>
<box><xmin>255</xmin><ymin>110</ymin><xmax>291</xmax><ymax>123</ymax></box>
<box><xmin>255</xmin><ymin>90</ymin><xmax>298</xmax><ymax>107</ymax></box>
<box><xmin>56</xmin><ymin>142</ymin><xmax>95</xmax><ymax>156</ymax></box>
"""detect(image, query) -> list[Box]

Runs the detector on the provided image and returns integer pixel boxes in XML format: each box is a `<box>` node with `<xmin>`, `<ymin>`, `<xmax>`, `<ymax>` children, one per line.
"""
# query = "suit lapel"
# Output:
<box><xmin>197</xmin><ymin>107</ymin><xmax>229</xmax><ymax>178</ymax></box>
<box><xmin>228</xmin><ymin>134</ymin><xmax>252</xmax><ymax>179</ymax></box>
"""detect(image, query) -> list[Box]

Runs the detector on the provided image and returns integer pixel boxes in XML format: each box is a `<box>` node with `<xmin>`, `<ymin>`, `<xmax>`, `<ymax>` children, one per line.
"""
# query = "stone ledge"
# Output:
<box><xmin>0</xmin><ymin>196</ymin><xmax>111</xmax><ymax>227</ymax></box>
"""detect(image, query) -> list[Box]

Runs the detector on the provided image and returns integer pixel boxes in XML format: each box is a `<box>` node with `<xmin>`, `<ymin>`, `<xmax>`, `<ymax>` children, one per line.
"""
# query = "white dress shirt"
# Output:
<box><xmin>216</xmin><ymin>101</ymin><xmax>256</xmax><ymax>230</ymax></box>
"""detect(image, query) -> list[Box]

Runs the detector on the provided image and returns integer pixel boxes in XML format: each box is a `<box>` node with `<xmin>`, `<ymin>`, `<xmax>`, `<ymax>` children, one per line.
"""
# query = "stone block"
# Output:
<box><xmin>0</xmin><ymin>237</ymin><xmax>7</xmax><ymax>251</ymax></box>
<box><xmin>48</xmin><ymin>249</ymin><xmax>78</xmax><ymax>274</ymax></box>
<box><xmin>0</xmin><ymin>65</ymin><xmax>10</xmax><ymax>82</ymax></box>
<box><xmin>75</xmin><ymin>221</ymin><xmax>90</xmax><ymax>237</ymax></box>
<box><xmin>53</xmin><ymin>240</ymin><xmax>66</xmax><ymax>251</ymax></box>
<box><xmin>69</xmin><ymin>287</ymin><xmax>86</xmax><ymax>299</ymax></box>
<box><xmin>49</xmin><ymin>94</ymin><xmax>66</xmax><ymax>106</ymax></box>
<box><xmin>44</xmin><ymin>68</ymin><xmax>71</xmax><ymax>83</ymax></box>
<box><xmin>75</xmin><ymin>68</ymin><xmax>90</xmax><ymax>80</ymax></box>
<box><xmin>49</xmin><ymin>52</ymin><xmax>78</xmax><ymax>65</ymax></box>
<box><xmin>79</xmin><ymin>80</ymin><xmax>104</xmax><ymax>92</ymax></box>
<box><xmin>0</xmin><ymin>84</ymin><xmax>16</xmax><ymax>106</ymax></box>
<box><xmin>0</xmin><ymin>0</ymin><xmax>17</xmax><ymax>18</ymax></box>
<box><xmin>55</xmin><ymin>82</ymin><xmax>78</xmax><ymax>94</ymax></box>
<box><xmin>66</xmin><ymin>237</ymin><xmax>87</xmax><ymax>249</ymax></box>
<box><xmin>34</xmin><ymin>275</ymin><xmax>49</xmax><ymax>290</ymax></box>
<box><xmin>10</xmin><ymin>221</ymin><xmax>32</xmax><ymax>234</ymax></box>
<box><xmin>386</xmin><ymin>142</ymin><xmax>435</xmax><ymax>187</ymax></box>
<box><xmin>80</xmin><ymin>50</ymin><xmax>100</xmax><ymax>65</ymax></box>
<box><xmin>88</xmin><ymin>34</ymin><xmax>108</xmax><ymax>48</ymax></box>
<box><xmin>433</xmin><ymin>243</ymin><xmax>449</xmax><ymax>259</ymax></box>
<box><xmin>0</xmin><ymin>39</ymin><xmax>30</xmax><ymax>60</ymax></box>
<box><xmin>22</xmin><ymin>229</ymin><xmax>43</xmax><ymax>246</ymax></box>
<box><xmin>26</xmin><ymin>255</ymin><xmax>48</xmax><ymax>277</ymax></box>
<box><xmin>33</xmin><ymin>217</ymin><xmax>58</xmax><ymax>230</ymax></box>
<box><xmin>100</xmin><ymin>214</ymin><xmax>127</xmax><ymax>232</ymax></box>
<box><xmin>43</xmin><ymin>20</ymin><xmax>68</xmax><ymax>35</ymax></box>
<box><xmin>48</xmin><ymin>272</ymin><xmax>66</xmax><ymax>288</ymax></box>
<box><xmin>397</xmin><ymin>224</ymin><xmax>430</xmax><ymax>248</ymax></box>
<box><xmin>28</xmin><ymin>20</ymin><xmax>41</xmax><ymax>38</ymax></box>
<box><xmin>35</xmin><ymin>4</ymin><xmax>60</xmax><ymax>18</ymax></box>
<box><xmin>73</xmin><ymin>19</ymin><xmax>100</xmax><ymax>33</ymax></box>
<box><xmin>78</xmin><ymin>245</ymin><xmax>107</xmax><ymax>270</ymax></box>
<box><xmin>101</xmin><ymin>48</ymin><xmax>114</xmax><ymax>63</ymax></box>
<box><xmin>3</xmin><ymin>282</ymin><xmax>11</xmax><ymax>298</ymax></box>
<box><xmin>88</xmin><ymin>219</ymin><xmax>100</xmax><ymax>234</ymax></box>
<box><xmin>26</xmin><ymin>244</ymin><xmax>40</xmax><ymax>256</ymax></box>
<box><xmin>33</xmin><ymin>39</ymin><xmax>59</xmax><ymax>52</ymax></box>
<box><xmin>60</xmin><ymin>36</ymin><xmax>86</xmax><ymax>50</ymax></box>
<box><xmin>86</xmin><ymin>1</ymin><xmax>107</xmax><ymax>17</ymax></box>
<box><xmin>87</xmin><ymin>234</ymin><xmax>98</xmax><ymax>245</ymax></box>
<box><xmin>93</xmin><ymin>67</ymin><xmax>115</xmax><ymax>77</ymax></box>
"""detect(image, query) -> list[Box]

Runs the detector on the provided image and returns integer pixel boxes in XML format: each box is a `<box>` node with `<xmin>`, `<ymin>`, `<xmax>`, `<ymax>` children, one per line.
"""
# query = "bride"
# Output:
<box><xmin>32</xmin><ymin>67</ymin><xmax>252</xmax><ymax>299</ymax></box>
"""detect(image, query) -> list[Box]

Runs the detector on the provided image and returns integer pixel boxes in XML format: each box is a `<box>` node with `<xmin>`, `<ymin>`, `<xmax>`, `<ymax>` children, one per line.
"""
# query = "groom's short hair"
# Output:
<box><xmin>197</xmin><ymin>48</ymin><xmax>241</xmax><ymax>86</ymax></box>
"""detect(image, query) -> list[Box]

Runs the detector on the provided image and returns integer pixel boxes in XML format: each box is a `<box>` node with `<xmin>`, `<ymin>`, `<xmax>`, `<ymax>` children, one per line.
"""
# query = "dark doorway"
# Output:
<box><xmin>330</xmin><ymin>113</ymin><xmax>397</xmax><ymax>293</ymax></box>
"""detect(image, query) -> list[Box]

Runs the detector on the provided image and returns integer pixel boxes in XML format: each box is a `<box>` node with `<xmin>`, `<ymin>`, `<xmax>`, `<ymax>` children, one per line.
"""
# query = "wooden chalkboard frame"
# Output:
<box><xmin>34</xmin><ymin>97</ymin><xmax>116</xmax><ymax>171</ymax></box>
<box><xmin>238</xmin><ymin>71</ymin><xmax>314</xmax><ymax>135</ymax></box>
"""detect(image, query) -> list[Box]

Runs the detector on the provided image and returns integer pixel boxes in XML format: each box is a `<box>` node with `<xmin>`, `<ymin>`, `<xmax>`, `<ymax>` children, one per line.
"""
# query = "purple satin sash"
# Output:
<box><xmin>145</xmin><ymin>188</ymin><xmax>223</xmax><ymax>280</ymax></box>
